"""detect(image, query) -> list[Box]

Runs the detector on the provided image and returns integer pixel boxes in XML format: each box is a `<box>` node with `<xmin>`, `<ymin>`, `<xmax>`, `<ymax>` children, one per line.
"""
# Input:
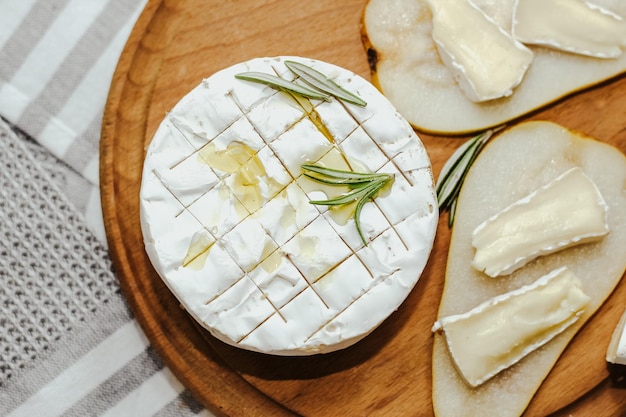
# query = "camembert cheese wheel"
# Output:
<box><xmin>139</xmin><ymin>57</ymin><xmax>438</xmax><ymax>355</ymax></box>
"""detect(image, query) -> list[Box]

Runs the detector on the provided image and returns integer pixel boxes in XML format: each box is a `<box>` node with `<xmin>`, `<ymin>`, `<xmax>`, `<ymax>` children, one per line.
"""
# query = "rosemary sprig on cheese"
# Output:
<box><xmin>234</xmin><ymin>72</ymin><xmax>330</xmax><ymax>101</ymax></box>
<box><xmin>301</xmin><ymin>164</ymin><xmax>393</xmax><ymax>245</ymax></box>
<box><xmin>436</xmin><ymin>127</ymin><xmax>500</xmax><ymax>227</ymax></box>
<box><xmin>235</xmin><ymin>61</ymin><xmax>367</xmax><ymax>106</ymax></box>
<box><xmin>284</xmin><ymin>60</ymin><xmax>367</xmax><ymax>107</ymax></box>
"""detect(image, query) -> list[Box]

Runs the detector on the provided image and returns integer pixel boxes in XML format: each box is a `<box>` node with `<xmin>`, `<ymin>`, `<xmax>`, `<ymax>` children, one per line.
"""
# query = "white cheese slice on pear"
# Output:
<box><xmin>424</xmin><ymin>0</ymin><xmax>533</xmax><ymax>102</ymax></box>
<box><xmin>362</xmin><ymin>0</ymin><xmax>626</xmax><ymax>134</ymax></box>
<box><xmin>140</xmin><ymin>56</ymin><xmax>438</xmax><ymax>356</ymax></box>
<box><xmin>471</xmin><ymin>167</ymin><xmax>609</xmax><ymax>277</ymax></box>
<box><xmin>432</xmin><ymin>121</ymin><xmax>626</xmax><ymax>417</ymax></box>
<box><xmin>607</xmin><ymin>309</ymin><xmax>626</xmax><ymax>366</ymax></box>
<box><xmin>513</xmin><ymin>0</ymin><xmax>626</xmax><ymax>58</ymax></box>
<box><xmin>434</xmin><ymin>266</ymin><xmax>590</xmax><ymax>387</ymax></box>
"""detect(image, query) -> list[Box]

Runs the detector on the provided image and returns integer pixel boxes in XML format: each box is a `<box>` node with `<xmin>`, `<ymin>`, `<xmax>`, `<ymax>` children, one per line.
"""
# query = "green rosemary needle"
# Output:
<box><xmin>301</xmin><ymin>163</ymin><xmax>389</xmax><ymax>185</ymax></box>
<box><xmin>301</xmin><ymin>164</ymin><xmax>393</xmax><ymax>245</ymax></box>
<box><xmin>285</xmin><ymin>60</ymin><xmax>367</xmax><ymax>107</ymax></box>
<box><xmin>235</xmin><ymin>61</ymin><xmax>367</xmax><ymax>107</ymax></box>
<box><xmin>436</xmin><ymin>127</ymin><xmax>502</xmax><ymax>227</ymax></box>
<box><xmin>234</xmin><ymin>71</ymin><xmax>330</xmax><ymax>101</ymax></box>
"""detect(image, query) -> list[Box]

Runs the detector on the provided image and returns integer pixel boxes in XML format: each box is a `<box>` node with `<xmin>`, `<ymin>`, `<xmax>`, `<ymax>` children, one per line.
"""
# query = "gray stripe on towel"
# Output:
<box><xmin>0</xmin><ymin>119</ymin><xmax>131</xmax><ymax>414</ymax></box>
<box><xmin>0</xmin><ymin>0</ymin><xmax>71</xmax><ymax>81</ymax></box>
<box><xmin>16</xmin><ymin>0</ymin><xmax>140</xmax><ymax>137</ymax></box>
<box><xmin>0</xmin><ymin>295</ymin><xmax>134</xmax><ymax>415</ymax></box>
<box><xmin>62</xmin><ymin>111</ymin><xmax>102</xmax><ymax>175</ymax></box>
<box><xmin>60</xmin><ymin>347</ymin><xmax>165</xmax><ymax>417</ymax></box>
<box><xmin>154</xmin><ymin>389</ymin><xmax>208</xmax><ymax>417</ymax></box>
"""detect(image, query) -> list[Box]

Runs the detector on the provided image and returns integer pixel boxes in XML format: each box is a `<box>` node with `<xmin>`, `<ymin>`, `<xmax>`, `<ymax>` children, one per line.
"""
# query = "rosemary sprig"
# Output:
<box><xmin>234</xmin><ymin>72</ymin><xmax>330</xmax><ymax>101</ymax></box>
<box><xmin>301</xmin><ymin>163</ymin><xmax>388</xmax><ymax>185</ymax></box>
<box><xmin>301</xmin><ymin>164</ymin><xmax>393</xmax><ymax>245</ymax></box>
<box><xmin>284</xmin><ymin>60</ymin><xmax>367</xmax><ymax>107</ymax></box>
<box><xmin>235</xmin><ymin>61</ymin><xmax>367</xmax><ymax>107</ymax></box>
<box><xmin>436</xmin><ymin>127</ymin><xmax>502</xmax><ymax>227</ymax></box>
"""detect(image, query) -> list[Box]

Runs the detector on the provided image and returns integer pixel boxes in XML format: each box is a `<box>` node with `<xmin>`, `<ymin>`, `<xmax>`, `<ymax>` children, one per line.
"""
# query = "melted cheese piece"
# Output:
<box><xmin>513</xmin><ymin>0</ymin><xmax>626</xmax><ymax>58</ymax></box>
<box><xmin>424</xmin><ymin>0</ymin><xmax>533</xmax><ymax>102</ymax></box>
<box><xmin>607</xmin><ymin>309</ymin><xmax>626</xmax><ymax>366</ymax></box>
<box><xmin>472</xmin><ymin>167</ymin><xmax>609</xmax><ymax>277</ymax></box>
<box><xmin>140</xmin><ymin>57</ymin><xmax>438</xmax><ymax>355</ymax></box>
<box><xmin>433</xmin><ymin>267</ymin><xmax>590</xmax><ymax>387</ymax></box>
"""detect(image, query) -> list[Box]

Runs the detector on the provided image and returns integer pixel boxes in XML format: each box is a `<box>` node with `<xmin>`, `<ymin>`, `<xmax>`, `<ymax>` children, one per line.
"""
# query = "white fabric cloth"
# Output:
<box><xmin>0</xmin><ymin>0</ymin><xmax>147</xmax><ymax>240</ymax></box>
<box><xmin>0</xmin><ymin>1</ymin><xmax>215</xmax><ymax>415</ymax></box>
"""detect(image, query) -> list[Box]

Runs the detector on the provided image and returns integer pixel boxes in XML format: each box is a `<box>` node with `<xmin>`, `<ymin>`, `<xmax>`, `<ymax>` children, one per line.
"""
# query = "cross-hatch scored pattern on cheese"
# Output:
<box><xmin>154</xmin><ymin>79</ymin><xmax>424</xmax><ymax>344</ymax></box>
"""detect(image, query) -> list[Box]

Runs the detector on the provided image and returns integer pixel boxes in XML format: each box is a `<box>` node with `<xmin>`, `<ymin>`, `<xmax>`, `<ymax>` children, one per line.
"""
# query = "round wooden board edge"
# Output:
<box><xmin>99</xmin><ymin>0</ymin><xmax>296</xmax><ymax>415</ymax></box>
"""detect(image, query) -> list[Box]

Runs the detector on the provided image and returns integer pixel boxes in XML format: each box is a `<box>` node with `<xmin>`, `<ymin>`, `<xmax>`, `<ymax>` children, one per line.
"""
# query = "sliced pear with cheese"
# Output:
<box><xmin>472</xmin><ymin>167</ymin><xmax>609</xmax><ymax>277</ymax></box>
<box><xmin>513</xmin><ymin>0</ymin><xmax>626</xmax><ymax>58</ymax></box>
<box><xmin>434</xmin><ymin>267</ymin><xmax>590</xmax><ymax>387</ymax></box>
<box><xmin>425</xmin><ymin>0</ymin><xmax>533</xmax><ymax>102</ymax></box>
<box><xmin>362</xmin><ymin>0</ymin><xmax>626</xmax><ymax>134</ymax></box>
<box><xmin>432</xmin><ymin>121</ymin><xmax>626</xmax><ymax>417</ymax></box>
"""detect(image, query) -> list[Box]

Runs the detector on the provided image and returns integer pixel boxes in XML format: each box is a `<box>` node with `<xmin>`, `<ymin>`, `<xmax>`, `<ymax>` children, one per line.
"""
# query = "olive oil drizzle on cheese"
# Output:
<box><xmin>182</xmin><ymin>233</ymin><xmax>215</xmax><ymax>270</ymax></box>
<box><xmin>199</xmin><ymin>142</ymin><xmax>269</xmax><ymax>216</ymax></box>
<box><xmin>261</xmin><ymin>240</ymin><xmax>282</xmax><ymax>273</ymax></box>
<box><xmin>290</xmin><ymin>92</ymin><xmax>336</xmax><ymax>145</ymax></box>
<box><xmin>182</xmin><ymin>142</ymin><xmax>281</xmax><ymax>269</ymax></box>
<box><xmin>181</xmin><ymin>126</ymin><xmax>405</xmax><ymax>275</ymax></box>
<box><xmin>238</xmin><ymin>63</ymin><xmax>359</xmax><ymax>171</ymax></box>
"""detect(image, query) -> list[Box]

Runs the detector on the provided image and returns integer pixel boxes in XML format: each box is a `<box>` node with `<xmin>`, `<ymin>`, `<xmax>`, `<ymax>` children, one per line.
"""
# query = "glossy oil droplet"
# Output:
<box><xmin>261</xmin><ymin>240</ymin><xmax>282</xmax><ymax>273</ymax></box>
<box><xmin>183</xmin><ymin>233</ymin><xmax>215</xmax><ymax>270</ymax></box>
<box><xmin>199</xmin><ymin>142</ymin><xmax>267</xmax><ymax>215</ymax></box>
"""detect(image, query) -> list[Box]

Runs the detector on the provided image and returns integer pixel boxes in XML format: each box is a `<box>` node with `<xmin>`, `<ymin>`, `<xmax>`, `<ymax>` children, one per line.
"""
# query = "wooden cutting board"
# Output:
<box><xmin>100</xmin><ymin>0</ymin><xmax>626</xmax><ymax>415</ymax></box>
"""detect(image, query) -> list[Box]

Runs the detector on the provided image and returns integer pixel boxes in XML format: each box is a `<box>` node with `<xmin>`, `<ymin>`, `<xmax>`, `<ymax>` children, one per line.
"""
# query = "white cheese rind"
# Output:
<box><xmin>139</xmin><ymin>57</ymin><xmax>438</xmax><ymax>355</ymax></box>
<box><xmin>615</xmin><ymin>325</ymin><xmax>626</xmax><ymax>366</ymax></box>
<box><xmin>434</xmin><ymin>266</ymin><xmax>590</xmax><ymax>387</ymax></box>
<box><xmin>425</xmin><ymin>0</ymin><xmax>533</xmax><ymax>102</ymax></box>
<box><xmin>607</xmin><ymin>309</ymin><xmax>626</xmax><ymax>365</ymax></box>
<box><xmin>472</xmin><ymin>167</ymin><xmax>609</xmax><ymax>277</ymax></box>
<box><xmin>513</xmin><ymin>0</ymin><xmax>626</xmax><ymax>58</ymax></box>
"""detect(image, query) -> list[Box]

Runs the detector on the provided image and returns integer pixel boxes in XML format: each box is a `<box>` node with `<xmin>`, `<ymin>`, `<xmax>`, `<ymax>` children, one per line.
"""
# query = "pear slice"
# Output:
<box><xmin>361</xmin><ymin>0</ymin><xmax>626</xmax><ymax>134</ymax></box>
<box><xmin>432</xmin><ymin>121</ymin><xmax>626</xmax><ymax>417</ymax></box>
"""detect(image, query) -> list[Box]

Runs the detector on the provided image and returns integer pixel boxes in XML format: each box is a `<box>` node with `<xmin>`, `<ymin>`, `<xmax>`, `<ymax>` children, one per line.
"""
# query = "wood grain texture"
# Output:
<box><xmin>100</xmin><ymin>0</ymin><xmax>626</xmax><ymax>415</ymax></box>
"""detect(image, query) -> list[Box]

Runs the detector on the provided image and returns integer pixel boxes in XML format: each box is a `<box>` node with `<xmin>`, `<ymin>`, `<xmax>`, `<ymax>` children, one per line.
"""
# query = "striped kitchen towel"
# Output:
<box><xmin>0</xmin><ymin>110</ymin><xmax>212</xmax><ymax>417</ymax></box>
<box><xmin>0</xmin><ymin>1</ymin><xmax>216</xmax><ymax>415</ymax></box>
<box><xmin>0</xmin><ymin>0</ymin><xmax>146</xmax><ymax>240</ymax></box>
